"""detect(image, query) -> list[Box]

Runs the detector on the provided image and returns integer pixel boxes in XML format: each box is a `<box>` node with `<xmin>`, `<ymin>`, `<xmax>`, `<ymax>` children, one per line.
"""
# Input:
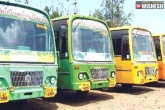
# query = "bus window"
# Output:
<box><xmin>60</xmin><ymin>34</ymin><xmax>67</xmax><ymax>56</ymax></box>
<box><xmin>153</xmin><ymin>37</ymin><xmax>162</xmax><ymax>60</ymax></box>
<box><xmin>60</xmin><ymin>25</ymin><xmax>68</xmax><ymax>57</ymax></box>
<box><xmin>111</xmin><ymin>31</ymin><xmax>122</xmax><ymax>55</ymax></box>
<box><xmin>53</xmin><ymin>20</ymin><xmax>68</xmax><ymax>58</ymax></box>
<box><xmin>112</xmin><ymin>38</ymin><xmax>122</xmax><ymax>55</ymax></box>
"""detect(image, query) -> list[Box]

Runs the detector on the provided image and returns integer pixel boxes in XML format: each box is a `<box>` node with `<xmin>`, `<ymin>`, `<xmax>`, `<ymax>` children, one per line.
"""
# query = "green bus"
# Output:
<box><xmin>0</xmin><ymin>1</ymin><xmax>57</xmax><ymax>104</ymax></box>
<box><xmin>52</xmin><ymin>15</ymin><xmax>116</xmax><ymax>95</ymax></box>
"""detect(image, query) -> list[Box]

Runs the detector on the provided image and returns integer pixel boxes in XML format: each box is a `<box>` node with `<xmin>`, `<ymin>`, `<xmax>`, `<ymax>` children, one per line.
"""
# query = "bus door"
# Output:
<box><xmin>53</xmin><ymin>20</ymin><xmax>70</xmax><ymax>88</ymax></box>
<box><xmin>121</xmin><ymin>34</ymin><xmax>132</xmax><ymax>83</ymax></box>
<box><xmin>112</xmin><ymin>30</ymin><xmax>131</xmax><ymax>83</ymax></box>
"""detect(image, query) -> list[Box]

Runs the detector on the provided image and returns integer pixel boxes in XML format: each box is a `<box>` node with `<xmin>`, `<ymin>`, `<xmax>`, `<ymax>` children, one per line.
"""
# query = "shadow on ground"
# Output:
<box><xmin>0</xmin><ymin>99</ymin><xmax>59</xmax><ymax>110</ymax></box>
<box><xmin>44</xmin><ymin>90</ymin><xmax>114</xmax><ymax>107</ymax></box>
<box><xmin>100</xmin><ymin>84</ymin><xmax>155</xmax><ymax>95</ymax></box>
<box><xmin>144</xmin><ymin>81</ymin><xmax>165</xmax><ymax>88</ymax></box>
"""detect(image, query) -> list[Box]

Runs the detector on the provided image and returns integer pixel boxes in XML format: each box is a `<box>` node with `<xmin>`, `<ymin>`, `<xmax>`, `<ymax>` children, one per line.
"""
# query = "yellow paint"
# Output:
<box><xmin>0</xmin><ymin>50</ymin><xmax>54</xmax><ymax>62</ymax></box>
<box><xmin>36</xmin><ymin>53</ymin><xmax>54</xmax><ymax>62</ymax></box>
<box><xmin>110</xmin><ymin>26</ymin><xmax>158</xmax><ymax>85</ymax></box>
<box><xmin>37</xmin><ymin>24</ymin><xmax>48</xmax><ymax>30</ymax></box>
<box><xmin>109</xmin><ymin>79</ymin><xmax>116</xmax><ymax>87</ymax></box>
<box><xmin>44</xmin><ymin>87</ymin><xmax>56</xmax><ymax>98</ymax></box>
<box><xmin>81</xmin><ymin>82</ymin><xmax>90</xmax><ymax>91</ymax></box>
<box><xmin>100</xmin><ymin>31</ymin><xmax>107</xmax><ymax>36</ymax></box>
<box><xmin>0</xmin><ymin>91</ymin><xmax>9</xmax><ymax>103</ymax></box>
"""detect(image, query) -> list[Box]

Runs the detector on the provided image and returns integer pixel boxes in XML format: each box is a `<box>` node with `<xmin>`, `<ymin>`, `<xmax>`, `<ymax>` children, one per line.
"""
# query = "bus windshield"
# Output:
<box><xmin>0</xmin><ymin>4</ymin><xmax>54</xmax><ymax>63</ymax></box>
<box><xmin>132</xmin><ymin>29</ymin><xmax>156</xmax><ymax>61</ymax></box>
<box><xmin>72</xmin><ymin>19</ymin><xmax>113</xmax><ymax>61</ymax></box>
<box><xmin>162</xmin><ymin>36</ymin><xmax>165</xmax><ymax>59</ymax></box>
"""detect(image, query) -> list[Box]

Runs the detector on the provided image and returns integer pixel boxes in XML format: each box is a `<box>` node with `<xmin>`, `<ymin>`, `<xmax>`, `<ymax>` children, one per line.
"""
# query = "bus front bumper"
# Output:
<box><xmin>0</xmin><ymin>87</ymin><xmax>57</xmax><ymax>104</ymax></box>
<box><xmin>133</xmin><ymin>76</ymin><xmax>159</xmax><ymax>85</ymax></box>
<box><xmin>145</xmin><ymin>75</ymin><xmax>159</xmax><ymax>83</ymax></box>
<box><xmin>72</xmin><ymin>79</ymin><xmax>116</xmax><ymax>91</ymax></box>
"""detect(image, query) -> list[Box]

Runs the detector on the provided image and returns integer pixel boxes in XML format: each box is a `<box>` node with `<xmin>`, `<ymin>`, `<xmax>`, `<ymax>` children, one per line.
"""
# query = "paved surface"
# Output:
<box><xmin>1</xmin><ymin>81</ymin><xmax>165</xmax><ymax>110</ymax></box>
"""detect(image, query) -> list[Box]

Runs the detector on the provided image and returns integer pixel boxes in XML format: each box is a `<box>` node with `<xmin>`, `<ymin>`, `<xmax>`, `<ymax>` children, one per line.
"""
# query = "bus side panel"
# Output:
<box><xmin>115</xmin><ymin>56</ymin><xmax>133</xmax><ymax>84</ymax></box>
<box><xmin>115</xmin><ymin>57</ymin><xmax>146</xmax><ymax>84</ymax></box>
<box><xmin>158</xmin><ymin>61</ymin><xmax>165</xmax><ymax>80</ymax></box>
<box><xmin>115</xmin><ymin>56</ymin><xmax>123</xmax><ymax>83</ymax></box>
<box><xmin>121</xmin><ymin>60</ymin><xmax>132</xmax><ymax>83</ymax></box>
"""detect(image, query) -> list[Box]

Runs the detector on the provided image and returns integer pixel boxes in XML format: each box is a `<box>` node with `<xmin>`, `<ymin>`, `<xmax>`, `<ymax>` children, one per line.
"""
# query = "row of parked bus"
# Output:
<box><xmin>0</xmin><ymin>0</ymin><xmax>164</xmax><ymax>105</ymax></box>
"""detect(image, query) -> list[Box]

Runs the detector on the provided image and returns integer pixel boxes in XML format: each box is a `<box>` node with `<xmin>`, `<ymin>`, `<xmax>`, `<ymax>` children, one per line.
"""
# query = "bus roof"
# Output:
<box><xmin>0</xmin><ymin>0</ymin><xmax>49</xmax><ymax>17</ymax></box>
<box><xmin>109</xmin><ymin>26</ymin><xmax>150</xmax><ymax>31</ymax></box>
<box><xmin>51</xmin><ymin>14</ymin><xmax>107</xmax><ymax>24</ymax></box>
<box><xmin>152</xmin><ymin>33</ymin><xmax>165</xmax><ymax>37</ymax></box>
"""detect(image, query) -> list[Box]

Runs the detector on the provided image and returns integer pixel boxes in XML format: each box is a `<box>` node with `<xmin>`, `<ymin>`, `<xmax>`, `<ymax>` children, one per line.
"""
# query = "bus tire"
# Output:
<box><xmin>76</xmin><ymin>90</ymin><xmax>89</xmax><ymax>96</ymax></box>
<box><xmin>100</xmin><ymin>87</ymin><xmax>114</xmax><ymax>92</ymax></box>
<box><xmin>147</xmin><ymin>81</ymin><xmax>158</xmax><ymax>86</ymax></box>
<box><xmin>121</xmin><ymin>84</ymin><xmax>133</xmax><ymax>90</ymax></box>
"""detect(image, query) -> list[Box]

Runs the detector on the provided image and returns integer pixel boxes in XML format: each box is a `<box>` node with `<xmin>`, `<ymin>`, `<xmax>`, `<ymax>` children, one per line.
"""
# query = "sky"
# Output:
<box><xmin>8</xmin><ymin>0</ymin><xmax>165</xmax><ymax>34</ymax></box>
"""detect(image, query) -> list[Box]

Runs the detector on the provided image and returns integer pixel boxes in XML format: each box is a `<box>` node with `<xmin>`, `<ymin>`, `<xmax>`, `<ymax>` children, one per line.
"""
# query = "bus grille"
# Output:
<box><xmin>90</xmin><ymin>68</ymin><xmax>109</xmax><ymax>80</ymax></box>
<box><xmin>145</xmin><ymin>67</ymin><xmax>155</xmax><ymax>76</ymax></box>
<box><xmin>10</xmin><ymin>71</ymin><xmax>43</xmax><ymax>87</ymax></box>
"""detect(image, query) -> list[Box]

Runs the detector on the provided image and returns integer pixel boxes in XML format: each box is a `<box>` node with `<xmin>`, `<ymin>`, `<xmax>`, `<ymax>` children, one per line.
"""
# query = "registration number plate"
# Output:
<box><xmin>109</xmin><ymin>80</ymin><xmax>116</xmax><ymax>87</ymax></box>
<box><xmin>81</xmin><ymin>82</ymin><xmax>90</xmax><ymax>91</ymax></box>
<box><xmin>44</xmin><ymin>88</ymin><xmax>56</xmax><ymax>98</ymax></box>
<box><xmin>0</xmin><ymin>91</ymin><xmax>9</xmax><ymax>103</ymax></box>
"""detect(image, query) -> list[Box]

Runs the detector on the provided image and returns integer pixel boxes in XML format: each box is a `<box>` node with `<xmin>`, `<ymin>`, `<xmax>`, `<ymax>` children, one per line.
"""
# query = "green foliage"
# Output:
<box><xmin>50</xmin><ymin>8</ymin><xmax>63</xmax><ymax>19</ymax></box>
<box><xmin>44</xmin><ymin>6</ymin><xmax>62</xmax><ymax>19</ymax></box>
<box><xmin>93</xmin><ymin>0</ymin><xmax>134</xmax><ymax>28</ymax></box>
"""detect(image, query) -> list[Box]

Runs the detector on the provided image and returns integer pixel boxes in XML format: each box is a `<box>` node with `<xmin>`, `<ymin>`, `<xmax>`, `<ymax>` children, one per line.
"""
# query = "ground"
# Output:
<box><xmin>1</xmin><ymin>81</ymin><xmax>165</xmax><ymax>110</ymax></box>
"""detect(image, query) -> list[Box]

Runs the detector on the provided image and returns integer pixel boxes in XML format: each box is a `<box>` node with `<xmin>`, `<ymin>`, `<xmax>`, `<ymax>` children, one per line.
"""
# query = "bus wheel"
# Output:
<box><xmin>147</xmin><ymin>81</ymin><xmax>158</xmax><ymax>86</ymax></box>
<box><xmin>121</xmin><ymin>84</ymin><xmax>133</xmax><ymax>90</ymax></box>
<box><xmin>100</xmin><ymin>87</ymin><xmax>114</xmax><ymax>92</ymax></box>
<box><xmin>76</xmin><ymin>90</ymin><xmax>89</xmax><ymax>96</ymax></box>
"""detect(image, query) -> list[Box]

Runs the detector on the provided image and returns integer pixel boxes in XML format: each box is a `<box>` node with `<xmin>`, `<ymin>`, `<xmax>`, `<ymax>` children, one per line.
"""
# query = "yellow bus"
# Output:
<box><xmin>152</xmin><ymin>34</ymin><xmax>165</xmax><ymax>80</ymax></box>
<box><xmin>110</xmin><ymin>26</ymin><xmax>159</xmax><ymax>89</ymax></box>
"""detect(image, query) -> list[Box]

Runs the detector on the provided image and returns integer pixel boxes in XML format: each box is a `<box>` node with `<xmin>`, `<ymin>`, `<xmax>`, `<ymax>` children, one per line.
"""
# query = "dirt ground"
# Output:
<box><xmin>1</xmin><ymin>81</ymin><xmax>165</xmax><ymax>110</ymax></box>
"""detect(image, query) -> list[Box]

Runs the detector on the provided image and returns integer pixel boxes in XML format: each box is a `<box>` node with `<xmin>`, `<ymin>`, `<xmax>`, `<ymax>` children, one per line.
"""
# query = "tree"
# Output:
<box><xmin>50</xmin><ymin>8</ymin><xmax>63</xmax><ymax>19</ymax></box>
<box><xmin>93</xmin><ymin>0</ymin><xmax>134</xmax><ymax>27</ymax></box>
<box><xmin>44</xmin><ymin>5</ymin><xmax>50</xmax><ymax>15</ymax></box>
<box><xmin>44</xmin><ymin>6</ymin><xmax>62</xmax><ymax>19</ymax></box>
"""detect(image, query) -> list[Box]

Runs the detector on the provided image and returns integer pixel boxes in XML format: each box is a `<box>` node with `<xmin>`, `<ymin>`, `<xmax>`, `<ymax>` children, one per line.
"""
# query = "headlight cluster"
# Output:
<box><xmin>50</xmin><ymin>76</ymin><xmax>56</xmax><ymax>84</ymax></box>
<box><xmin>155</xmin><ymin>69</ymin><xmax>158</xmax><ymax>75</ymax></box>
<box><xmin>111</xmin><ymin>71</ymin><xmax>115</xmax><ymax>78</ymax></box>
<box><xmin>78</xmin><ymin>72</ymin><xmax>87</xmax><ymax>80</ymax></box>
<box><xmin>78</xmin><ymin>73</ymin><xmax>83</xmax><ymax>80</ymax></box>
<box><xmin>137</xmin><ymin>71</ymin><xmax>141</xmax><ymax>76</ymax></box>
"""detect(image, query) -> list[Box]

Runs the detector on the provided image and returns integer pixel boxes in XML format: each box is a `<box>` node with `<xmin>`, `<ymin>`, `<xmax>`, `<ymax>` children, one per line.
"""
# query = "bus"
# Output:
<box><xmin>0</xmin><ymin>1</ymin><xmax>57</xmax><ymax>104</ymax></box>
<box><xmin>110</xmin><ymin>26</ymin><xmax>159</xmax><ymax>89</ymax></box>
<box><xmin>152</xmin><ymin>34</ymin><xmax>165</xmax><ymax>80</ymax></box>
<box><xmin>52</xmin><ymin>15</ymin><xmax>116</xmax><ymax>95</ymax></box>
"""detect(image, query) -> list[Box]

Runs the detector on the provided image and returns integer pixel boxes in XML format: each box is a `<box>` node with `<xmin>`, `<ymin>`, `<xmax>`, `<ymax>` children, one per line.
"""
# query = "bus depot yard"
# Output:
<box><xmin>1</xmin><ymin>82</ymin><xmax>165</xmax><ymax>110</ymax></box>
<box><xmin>0</xmin><ymin>1</ymin><xmax>165</xmax><ymax>110</ymax></box>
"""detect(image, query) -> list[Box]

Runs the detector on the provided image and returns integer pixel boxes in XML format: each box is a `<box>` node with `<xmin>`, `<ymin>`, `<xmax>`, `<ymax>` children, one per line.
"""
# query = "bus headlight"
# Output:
<box><xmin>50</xmin><ymin>76</ymin><xmax>55</xmax><ymax>84</ymax></box>
<box><xmin>78</xmin><ymin>73</ymin><xmax>83</xmax><ymax>80</ymax></box>
<box><xmin>111</xmin><ymin>71</ymin><xmax>115</xmax><ymax>78</ymax></box>
<box><xmin>137</xmin><ymin>71</ymin><xmax>141</xmax><ymax>76</ymax></box>
<box><xmin>155</xmin><ymin>69</ymin><xmax>158</xmax><ymax>75</ymax></box>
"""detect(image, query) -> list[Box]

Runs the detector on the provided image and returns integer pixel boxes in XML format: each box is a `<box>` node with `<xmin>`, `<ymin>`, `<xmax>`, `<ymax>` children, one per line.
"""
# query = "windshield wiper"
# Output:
<box><xmin>73</xmin><ymin>16</ymin><xmax>84</xmax><ymax>32</ymax></box>
<box><xmin>133</xmin><ymin>28</ymin><xmax>139</xmax><ymax>41</ymax></box>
